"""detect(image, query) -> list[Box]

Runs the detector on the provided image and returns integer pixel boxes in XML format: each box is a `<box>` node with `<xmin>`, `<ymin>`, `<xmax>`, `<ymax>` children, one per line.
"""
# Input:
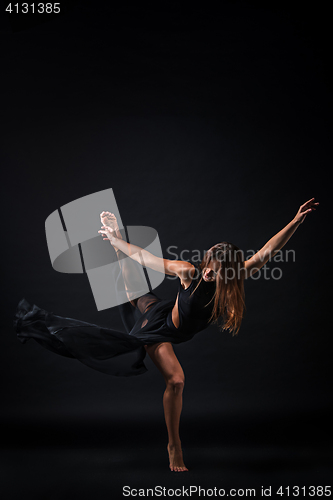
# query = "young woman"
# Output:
<box><xmin>14</xmin><ymin>198</ymin><xmax>318</xmax><ymax>472</ymax></box>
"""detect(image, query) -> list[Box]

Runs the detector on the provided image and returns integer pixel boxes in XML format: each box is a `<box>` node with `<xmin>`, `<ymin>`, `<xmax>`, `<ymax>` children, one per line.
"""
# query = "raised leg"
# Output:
<box><xmin>145</xmin><ymin>342</ymin><xmax>188</xmax><ymax>472</ymax></box>
<box><xmin>100</xmin><ymin>211</ymin><xmax>146</xmax><ymax>306</ymax></box>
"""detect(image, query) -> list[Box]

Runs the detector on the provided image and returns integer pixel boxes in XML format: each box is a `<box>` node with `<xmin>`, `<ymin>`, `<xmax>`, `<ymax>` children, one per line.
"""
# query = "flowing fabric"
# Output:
<box><xmin>13</xmin><ymin>261</ymin><xmax>216</xmax><ymax>377</ymax></box>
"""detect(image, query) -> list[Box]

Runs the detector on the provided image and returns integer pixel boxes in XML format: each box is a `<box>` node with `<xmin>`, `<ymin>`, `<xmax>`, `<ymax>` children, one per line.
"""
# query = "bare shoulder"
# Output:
<box><xmin>163</xmin><ymin>260</ymin><xmax>196</xmax><ymax>280</ymax></box>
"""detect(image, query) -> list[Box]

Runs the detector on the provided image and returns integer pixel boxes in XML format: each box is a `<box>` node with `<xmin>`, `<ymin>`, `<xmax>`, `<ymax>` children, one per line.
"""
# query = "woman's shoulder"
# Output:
<box><xmin>188</xmin><ymin>260</ymin><xmax>201</xmax><ymax>279</ymax></box>
<box><xmin>179</xmin><ymin>261</ymin><xmax>201</xmax><ymax>290</ymax></box>
<box><xmin>180</xmin><ymin>260</ymin><xmax>201</xmax><ymax>279</ymax></box>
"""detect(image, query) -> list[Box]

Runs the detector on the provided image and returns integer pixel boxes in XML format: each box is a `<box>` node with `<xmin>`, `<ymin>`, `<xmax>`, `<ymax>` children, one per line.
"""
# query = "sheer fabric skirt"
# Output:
<box><xmin>13</xmin><ymin>249</ymin><xmax>185</xmax><ymax>376</ymax></box>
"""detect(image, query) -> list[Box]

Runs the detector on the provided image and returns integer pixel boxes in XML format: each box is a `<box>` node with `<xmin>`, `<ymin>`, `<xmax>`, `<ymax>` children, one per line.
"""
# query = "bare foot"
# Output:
<box><xmin>167</xmin><ymin>444</ymin><xmax>188</xmax><ymax>472</ymax></box>
<box><xmin>100</xmin><ymin>211</ymin><xmax>122</xmax><ymax>239</ymax></box>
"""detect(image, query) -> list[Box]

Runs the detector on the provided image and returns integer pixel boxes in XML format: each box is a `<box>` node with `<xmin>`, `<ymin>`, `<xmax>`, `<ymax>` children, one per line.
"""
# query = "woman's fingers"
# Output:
<box><xmin>301</xmin><ymin>200</ymin><xmax>313</xmax><ymax>211</ymax></box>
<box><xmin>294</xmin><ymin>198</ymin><xmax>319</xmax><ymax>224</ymax></box>
<box><xmin>301</xmin><ymin>198</ymin><xmax>319</xmax><ymax>212</ymax></box>
<box><xmin>302</xmin><ymin>197</ymin><xmax>314</xmax><ymax>206</ymax></box>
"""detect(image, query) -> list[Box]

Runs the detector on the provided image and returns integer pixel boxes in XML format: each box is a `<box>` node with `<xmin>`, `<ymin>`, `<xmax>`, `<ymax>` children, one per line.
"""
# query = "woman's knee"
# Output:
<box><xmin>167</xmin><ymin>375</ymin><xmax>185</xmax><ymax>393</ymax></box>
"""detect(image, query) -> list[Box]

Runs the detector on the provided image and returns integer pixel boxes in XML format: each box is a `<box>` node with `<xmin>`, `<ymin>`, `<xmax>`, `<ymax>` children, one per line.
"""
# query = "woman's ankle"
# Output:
<box><xmin>168</xmin><ymin>441</ymin><xmax>182</xmax><ymax>450</ymax></box>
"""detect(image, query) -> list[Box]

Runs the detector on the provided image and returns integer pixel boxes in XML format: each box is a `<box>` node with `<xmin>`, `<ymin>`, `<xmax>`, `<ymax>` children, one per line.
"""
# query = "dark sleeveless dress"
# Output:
<box><xmin>13</xmin><ymin>263</ymin><xmax>216</xmax><ymax>377</ymax></box>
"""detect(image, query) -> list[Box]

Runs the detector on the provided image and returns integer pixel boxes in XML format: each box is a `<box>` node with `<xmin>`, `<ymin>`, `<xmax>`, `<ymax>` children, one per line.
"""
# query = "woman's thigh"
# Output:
<box><xmin>136</xmin><ymin>293</ymin><xmax>161</xmax><ymax>314</ymax></box>
<box><xmin>118</xmin><ymin>292</ymin><xmax>160</xmax><ymax>333</ymax></box>
<box><xmin>145</xmin><ymin>342</ymin><xmax>184</xmax><ymax>383</ymax></box>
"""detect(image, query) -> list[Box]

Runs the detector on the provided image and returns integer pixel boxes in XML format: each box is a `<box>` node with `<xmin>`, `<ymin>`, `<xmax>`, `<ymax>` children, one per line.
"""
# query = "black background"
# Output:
<box><xmin>1</xmin><ymin>1</ymin><xmax>332</xmax><ymax>497</ymax></box>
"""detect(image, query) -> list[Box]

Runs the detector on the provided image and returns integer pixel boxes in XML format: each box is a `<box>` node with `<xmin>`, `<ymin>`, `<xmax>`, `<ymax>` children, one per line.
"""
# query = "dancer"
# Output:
<box><xmin>14</xmin><ymin>198</ymin><xmax>318</xmax><ymax>471</ymax></box>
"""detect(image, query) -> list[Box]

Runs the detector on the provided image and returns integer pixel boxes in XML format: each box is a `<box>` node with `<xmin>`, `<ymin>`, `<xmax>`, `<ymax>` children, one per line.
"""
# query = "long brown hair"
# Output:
<box><xmin>192</xmin><ymin>242</ymin><xmax>245</xmax><ymax>336</ymax></box>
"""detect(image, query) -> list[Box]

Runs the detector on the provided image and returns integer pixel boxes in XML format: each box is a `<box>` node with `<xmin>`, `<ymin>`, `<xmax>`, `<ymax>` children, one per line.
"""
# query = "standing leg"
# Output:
<box><xmin>145</xmin><ymin>342</ymin><xmax>188</xmax><ymax>472</ymax></box>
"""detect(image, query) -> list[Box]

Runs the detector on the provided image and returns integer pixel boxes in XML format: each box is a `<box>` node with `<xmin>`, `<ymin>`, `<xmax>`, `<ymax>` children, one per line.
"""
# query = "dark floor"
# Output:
<box><xmin>1</xmin><ymin>414</ymin><xmax>332</xmax><ymax>499</ymax></box>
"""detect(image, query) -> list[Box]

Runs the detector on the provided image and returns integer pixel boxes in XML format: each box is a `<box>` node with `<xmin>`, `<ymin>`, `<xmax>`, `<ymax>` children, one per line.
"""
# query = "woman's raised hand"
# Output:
<box><xmin>293</xmin><ymin>198</ymin><xmax>319</xmax><ymax>224</ymax></box>
<box><xmin>98</xmin><ymin>225</ymin><xmax>116</xmax><ymax>243</ymax></box>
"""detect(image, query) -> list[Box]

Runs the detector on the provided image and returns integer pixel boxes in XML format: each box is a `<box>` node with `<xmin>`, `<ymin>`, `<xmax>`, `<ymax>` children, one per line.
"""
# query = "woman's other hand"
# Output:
<box><xmin>293</xmin><ymin>198</ymin><xmax>319</xmax><ymax>224</ymax></box>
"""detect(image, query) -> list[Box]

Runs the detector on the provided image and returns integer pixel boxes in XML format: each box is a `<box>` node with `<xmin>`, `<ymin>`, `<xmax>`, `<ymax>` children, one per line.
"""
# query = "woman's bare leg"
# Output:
<box><xmin>145</xmin><ymin>342</ymin><xmax>188</xmax><ymax>472</ymax></box>
<box><xmin>100</xmin><ymin>213</ymin><xmax>186</xmax><ymax>469</ymax></box>
<box><xmin>100</xmin><ymin>211</ymin><xmax>144</xmax><ymax>307</ymax></box>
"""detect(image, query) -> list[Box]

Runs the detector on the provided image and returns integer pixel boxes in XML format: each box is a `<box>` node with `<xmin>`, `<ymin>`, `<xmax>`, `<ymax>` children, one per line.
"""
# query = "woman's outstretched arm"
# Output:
<box><xmin>244</xmin><ymin>197</ymin><xmax>319</xmax><ymax>278</ymax></box>
<box><xmin>98</xmin><ymin>224</ymin><xmax>194</xmax><ymax>282</ymax></box>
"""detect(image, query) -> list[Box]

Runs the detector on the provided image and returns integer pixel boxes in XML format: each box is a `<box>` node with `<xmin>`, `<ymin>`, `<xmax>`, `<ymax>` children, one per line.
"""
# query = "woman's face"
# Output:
<box><xmin>202</xmin><ymin>258</ymin><xmax>220</xmax><ymax>282</ymax></box>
